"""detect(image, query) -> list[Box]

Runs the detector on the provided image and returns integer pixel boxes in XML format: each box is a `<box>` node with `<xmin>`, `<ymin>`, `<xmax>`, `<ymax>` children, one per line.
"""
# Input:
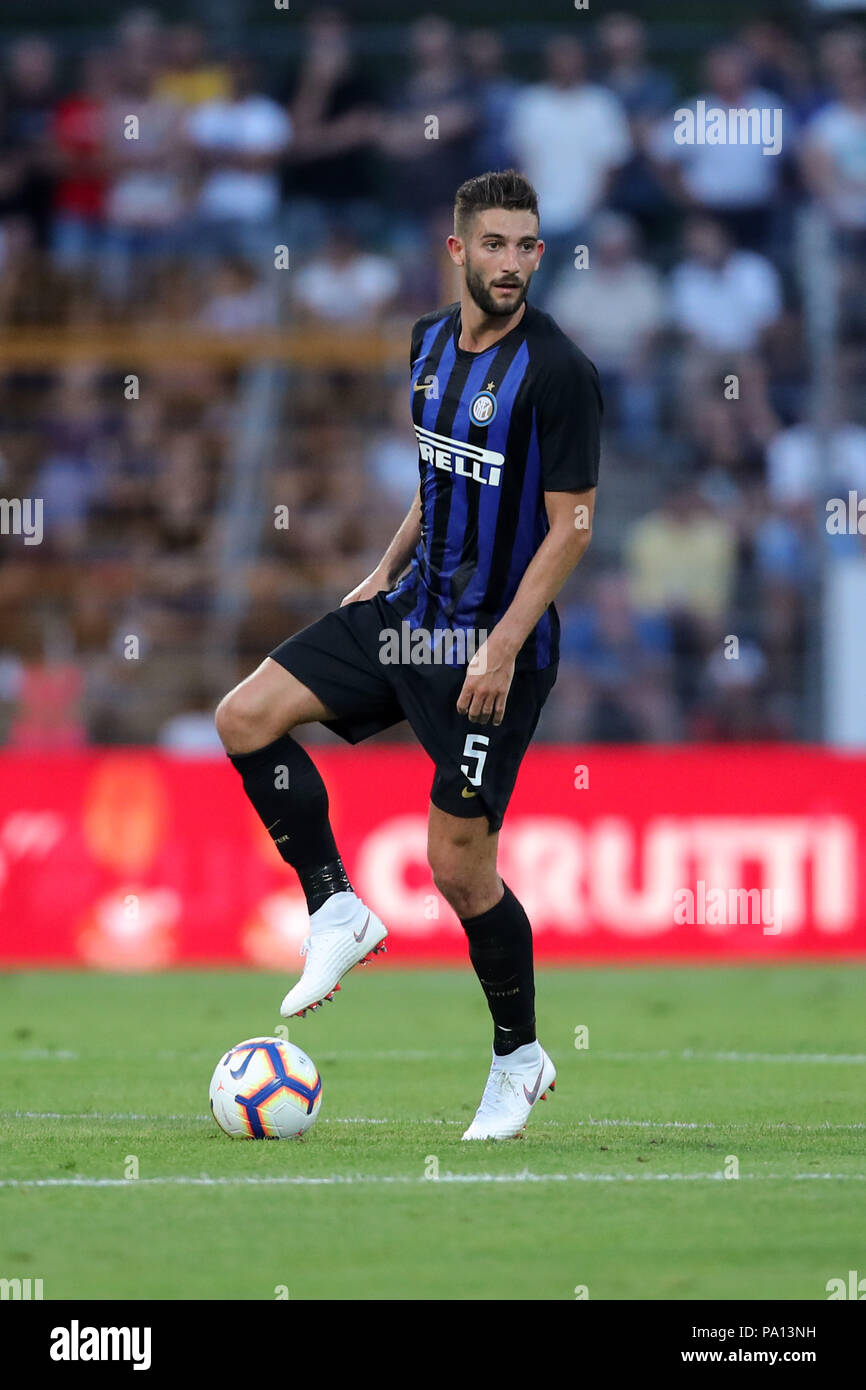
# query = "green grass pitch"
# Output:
<box><xmin>0</xmin><ymin>965</ymin><xmax>863</xmax><ymax>1300</ymax></box>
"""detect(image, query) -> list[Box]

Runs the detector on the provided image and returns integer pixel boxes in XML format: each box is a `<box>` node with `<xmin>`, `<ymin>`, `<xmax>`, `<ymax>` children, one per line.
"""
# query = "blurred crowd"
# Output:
<box><xmin>1</xmin><ymin>6</ymin><xmax>865</xmax><ymax>747</ymax></box>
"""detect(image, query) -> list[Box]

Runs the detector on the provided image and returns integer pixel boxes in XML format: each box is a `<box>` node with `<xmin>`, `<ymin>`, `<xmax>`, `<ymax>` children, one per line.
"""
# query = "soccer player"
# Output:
<box><xmin>215</xmin><ymin>170</ymin><xmax>602</xmax><ymax>1139</ymax></box>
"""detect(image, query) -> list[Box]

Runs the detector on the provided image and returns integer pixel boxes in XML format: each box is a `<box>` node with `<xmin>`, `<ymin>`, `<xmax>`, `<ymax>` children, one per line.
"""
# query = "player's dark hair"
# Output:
<box><xmin>454</xmin><ymin>170</ymin><xmax>539</xmax><ymax>240</ymax></box>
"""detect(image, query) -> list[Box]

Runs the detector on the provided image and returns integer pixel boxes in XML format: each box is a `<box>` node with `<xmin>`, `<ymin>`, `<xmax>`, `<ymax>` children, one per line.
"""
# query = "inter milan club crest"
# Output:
<box><xmin>469</xmin><ymin>385</ymin><xmax>497</xmax><ymax>426</ymax></box>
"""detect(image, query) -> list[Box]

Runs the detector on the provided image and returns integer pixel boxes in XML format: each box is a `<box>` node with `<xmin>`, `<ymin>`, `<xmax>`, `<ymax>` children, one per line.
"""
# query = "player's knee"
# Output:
<box><xmin>430</xmin><ymin>852</ymin><xmax>494</xmax><ymax>920</ymax></box>
<box><xmin>214</xmin><ymin>685</ymin><xmax>270</xmax><ymax>754</ymax></box>
<box><xmin>432</xmin><ymin>871</ymin><xmax>472</xmax><ymax>918</ymax></box>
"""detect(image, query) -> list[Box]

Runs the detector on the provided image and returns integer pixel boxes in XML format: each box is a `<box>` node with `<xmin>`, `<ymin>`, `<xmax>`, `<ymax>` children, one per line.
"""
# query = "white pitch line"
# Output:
<box><xmin>0</xmin><ymin>1050</ymin><xmax>79</xmax><ymax>1061</ymax></box>
<box><xmin>3</xmin><ymin>1111</ymin><xmax>210</xmax><ymax>1122</ymax></box>
<box><xmin>0</xmin><ymin>1111</ymin><xmax>401</xmax><ymax>1124</ymax></box>
<box><xmin>580</xmin><ymin>1116</ymin><xmax>866</xmax><ymax>1131</ymax></box>
<box><xmin>0</xmin><ymin>1171</ymin><xmax>864</xmax><ymax>1190</ymax></box>
<box><xmin>593</xmin><ymin>1050</ymin><xmax>866</xmax><ymax>1064</ymax></box>
<box><xmin>3</xmin><ymin>1111</ymin><xmax>865</xmax><ymax>1132</ymax></box>
<box><xmin>4</xmin><ymin>1047</ymin><xmax>866</xmax><ymax>1065</ymax></box>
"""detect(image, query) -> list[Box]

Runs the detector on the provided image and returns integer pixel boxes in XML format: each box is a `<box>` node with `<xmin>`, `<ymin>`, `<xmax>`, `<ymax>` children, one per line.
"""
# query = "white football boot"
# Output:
<box><xmin>461</xmin><ymin>1041</ymin><xmax>556</xmax><ymax>1140</ymax></box>
<box><xmin>279</xmin><ymin>891</ymin><xmax>388</xmax><ymax>1019</ymax></box>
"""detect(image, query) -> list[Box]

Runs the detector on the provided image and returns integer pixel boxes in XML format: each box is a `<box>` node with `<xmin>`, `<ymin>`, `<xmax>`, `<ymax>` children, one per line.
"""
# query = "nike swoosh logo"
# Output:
<box><xmin>461</xmin><ymin>787</ymin><xmax>477</xmax><ymax>799</ymax></box>
<box><xmin>523</xmin><ymin>1064</ymin><xmax>546</xmax><ymax>1105</ymax></box>
<box><xmin>413</xmin><ymin>381</ymin><xmax>432</xmax><ymax>392</ymax></box>
<box><xmin>228</xmin><ymin>1047</ymin><xmax>258</xmax><ymax>1081</ymax></box>
<box><xmin>353</xmin><ymin>911</ymin><xmax>372</xmax><ymax>943</ymax></box>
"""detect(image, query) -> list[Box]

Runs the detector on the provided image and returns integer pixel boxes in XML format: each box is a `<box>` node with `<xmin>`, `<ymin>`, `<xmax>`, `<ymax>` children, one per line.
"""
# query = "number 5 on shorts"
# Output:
<box><xmin>461</xmin><ymin>733</ymin><xmax>489</xmax><ymax>787</ymax></box>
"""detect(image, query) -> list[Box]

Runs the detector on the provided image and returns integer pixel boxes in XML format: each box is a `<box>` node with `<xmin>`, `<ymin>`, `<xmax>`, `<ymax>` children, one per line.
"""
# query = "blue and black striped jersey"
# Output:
<box><xmin>384</xmin><ymin>300</ymin><xmax>603</xmax><ymax>671</ymax></box>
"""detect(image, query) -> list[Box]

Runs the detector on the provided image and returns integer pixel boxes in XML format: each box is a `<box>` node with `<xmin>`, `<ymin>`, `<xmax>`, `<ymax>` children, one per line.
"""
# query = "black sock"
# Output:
<box><xmin>228</xmin><ymin>733</ymin><xmax>352</xmax><ymax>914</ymax></box>
<box><xmin>460</xmin><ymin>882</ymin><xmax>536</xmax><ymax>1056</ymax></box>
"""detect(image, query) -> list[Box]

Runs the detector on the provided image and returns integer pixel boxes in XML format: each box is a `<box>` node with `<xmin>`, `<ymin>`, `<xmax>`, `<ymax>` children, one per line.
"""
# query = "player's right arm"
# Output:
<box><xmin>340</xmin><ymin>485</ymin><xmax>422</xmax><ymax>606</ymax></box>
<box><xmin>342</xmin><ymin>312</ymin><xmax>435</xmax><ymax>606</ymax></box>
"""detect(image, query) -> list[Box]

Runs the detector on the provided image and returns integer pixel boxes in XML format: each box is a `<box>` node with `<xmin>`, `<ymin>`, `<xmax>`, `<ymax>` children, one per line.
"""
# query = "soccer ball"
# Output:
<box><xmin>209</xmin><ymin>1036</ymin><xmax>322</xmax><ymax>1139</ymax></box>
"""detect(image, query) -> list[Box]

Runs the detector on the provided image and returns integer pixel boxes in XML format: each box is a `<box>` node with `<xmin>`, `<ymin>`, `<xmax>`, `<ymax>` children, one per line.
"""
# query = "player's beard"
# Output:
<box><xmin>464</xmin><ymin>256</ymin><xmax>531</xmax><ymax>317</ymax></box>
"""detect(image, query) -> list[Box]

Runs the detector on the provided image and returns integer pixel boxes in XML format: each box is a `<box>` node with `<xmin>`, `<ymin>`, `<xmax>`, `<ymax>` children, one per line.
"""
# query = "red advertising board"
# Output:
<box><xmin>0</xmin><ymin>747</ymin><xmax>864</xmax><ymax>966</ymax></box>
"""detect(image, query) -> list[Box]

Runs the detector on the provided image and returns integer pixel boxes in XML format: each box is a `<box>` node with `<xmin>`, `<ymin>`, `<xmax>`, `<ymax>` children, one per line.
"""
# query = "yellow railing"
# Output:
<box><xmin>0</xmin><ymin>325</ymin><xmax>412</xmax><ymax>368</ymax></box>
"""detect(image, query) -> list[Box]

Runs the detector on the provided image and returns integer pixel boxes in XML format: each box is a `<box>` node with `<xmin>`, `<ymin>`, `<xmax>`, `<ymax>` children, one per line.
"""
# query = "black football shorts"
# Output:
<box><xmin>268</xmin><ymin>593</ymin><xmax>557</xmax><ymax>833</ymax></box>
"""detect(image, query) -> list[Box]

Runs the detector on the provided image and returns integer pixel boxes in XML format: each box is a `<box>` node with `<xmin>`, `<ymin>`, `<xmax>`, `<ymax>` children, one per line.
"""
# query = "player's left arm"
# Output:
<box><xmin>457</xmin><ymin>348</ymin><xmax>602</xmax><ymax>726</ymax></box>
<box><xmin>456</xmin><ymin>488</ymin><xmax>596</xmax><ymax>725</ymax></box>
